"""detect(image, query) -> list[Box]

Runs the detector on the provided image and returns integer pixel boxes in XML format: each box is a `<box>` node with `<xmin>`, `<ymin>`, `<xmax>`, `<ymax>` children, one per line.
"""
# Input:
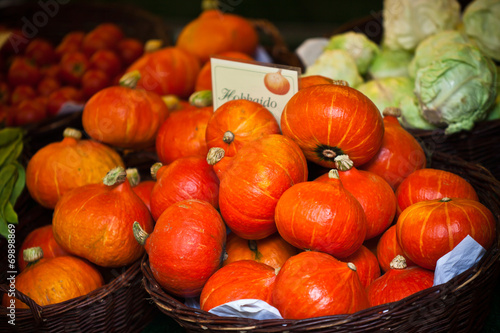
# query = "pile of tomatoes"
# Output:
<box><xmin>0</xmin><ymin>22</ymin><xmax>145</xmax><ymax>127</ymax></box>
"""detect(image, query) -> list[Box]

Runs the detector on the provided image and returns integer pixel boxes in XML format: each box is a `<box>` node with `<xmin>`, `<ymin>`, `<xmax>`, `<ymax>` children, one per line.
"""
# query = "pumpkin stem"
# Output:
<box><xmin>328</xmin><ymin>169</ymin><xmax>340</xmax><ymax>180</ymax></box>
<box><xmin>144</xmin><ymin>39</ymin><xmax>163</xmax><ymax>53</ymax></box>
<box><xmin>162</xmin><ymin>94</ymin><xmax>181</xmax><ymax>111</ymax></box>
<box><xmin>334</xmin><ymin>155</ymin><xmax>353</xmax><ymax>171</ymax></box>
<box><xmin>202</xmin><ymin>0</ymin><xmax>219</xmax><ymax>10</ymax></box>
<box><xmin>133</xmin><ymin>221</ymin><xmax>150</xmax><ymax>246</ymax></box>
<box><xmin>222</xmin><ymin>131</ymin><xmax>235</xmax><ymax>144</ymax></box>
<box><xmin>126</xmin><ymin>168</ymin><xmax>141</xmax><ymax>187</ymax></box>
<box><xmin>323</xmin><ymin>149</ymin><xmax>337</xmax><ymax>159</ymax></box>
<box><xmin>332</xmin><ymin>80</ymin><xmax>349</xmax><ymax>87</ymax></box>
<box><xmin>63</xmin><ymin>127</ymin><xmax>82</xmax><ymax>140</ymax></box>
<box><xmin>347</xmin><ymin>262</ymin><xmax>357</xmax><ymax>272</ymax></box>
<box><xmin>207</xmin><ymin>147</ymin><xmax>225</xmax><ymax>165</ymax></box>
<box><xmin>103</xmin><ymin>166</ymin><xmax>127</xmax><ymax>186</ymax></box>
<box><xmin>189</xmin><ymin>90</ymin><xmax>213</xmax><ymax>108</ymax></box>
<box><xmin>23</xmin><ymin>247</ymin><xmax>44</xmax><ymax>264</ymax></box>
<box><xmin>390</xmin><ymin>255</ymin><xmax>407</xmax><ymax>270</ymax></box>
<box><xmin>119</xmin><ymin>70</ymin><xmax>141</xmax><ymax>89</ymax></box>
<box><xmin>383</xmin><ymin>107</ymin><xmax>402</xmax><ymax>118</ymax></box>
<box><xmin>440</xmin><ymin>197</ymin><xmax>452</xmax><ymax>202</ymax></box>
<box><xmin>150</xmin><ymin>162</ymin><xmax>163</xmax><ymax>180</ymax></box>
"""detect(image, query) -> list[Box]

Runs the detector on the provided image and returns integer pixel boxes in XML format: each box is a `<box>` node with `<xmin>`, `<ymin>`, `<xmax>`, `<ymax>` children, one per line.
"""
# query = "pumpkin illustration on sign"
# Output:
<box><xmin>264</xmin><ymin>70</ymin><xmax>290</xmax><ymax>95</ymax></box>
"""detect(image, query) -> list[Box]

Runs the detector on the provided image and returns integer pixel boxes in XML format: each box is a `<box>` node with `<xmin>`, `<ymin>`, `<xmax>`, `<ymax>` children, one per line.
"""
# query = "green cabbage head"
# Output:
<box><xmin>463</xmin><ymin>0</ymin><xmax>500</xmax><ymax>62</ymax></box>
<box><xmin>367</xmin><ymin>47</ymin><xmax>414</xmax><ymax>79</ymax></box>
<box><xmin>304</xmin><ymin>49</ymin><xmax>364</xmax><ymax>87</ymax></box>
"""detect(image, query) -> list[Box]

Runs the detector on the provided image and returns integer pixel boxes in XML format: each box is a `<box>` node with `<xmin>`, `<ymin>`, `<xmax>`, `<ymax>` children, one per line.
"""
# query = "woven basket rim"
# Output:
<box><xmin>140</xmin><ymin>150</ymin><xmax>500</xmax><ymax>332</ymax></box>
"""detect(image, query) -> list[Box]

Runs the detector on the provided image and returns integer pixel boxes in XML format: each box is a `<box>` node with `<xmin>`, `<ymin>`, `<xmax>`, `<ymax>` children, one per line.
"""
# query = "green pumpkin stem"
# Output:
<box><xmin>206</xmin><ymin>147</ymin><xmax>225</xmax><ymax>166</ymax></box>
<box><xmin>334</xmin><ymin>155</ymin><xmax>353</xmax><ymax>172</ymax></box>
<box><xmin>328</xmin><ymin>169</ymin><xmax>340</xmax><ymax>180</ymax></box>
<box><xmin>103</xmin><ymin>166</ymin><xmax>127</xmax><ymax>186</ymax></box>
<box><xmin>162</xmin><ymin>94</ymin><xmax>181</xmax><ymax>111</ymax></box>
<box><xmin>133</xmin><ymin>221</ymin><xmax>149</xmax><ymax>246</ymax></box>
<box><xmin>383</xmin><ymin>107</ymin><xmax>402</xmax><ymax>118</ymax></box>
<box><xmin>202</xmin><ymin>0</ymin><xmax>219</xmax><ymax>10</ymax></box>
<box><xmin>63</xmin><ymin>127</ymin><xmax>82</xmax><ymax>140</ymax></box>
<box><xmin>332</xmin><ymin>79</ymin><xmax>349</xmax><ymax>87</ymax></box>
<box><xmin>126</xmin><ymin>168</ymin><xmax>141</xmax><ymax>187</ymax></box>
<box><xmin>144</xmin><ymin>39</ymin><xmax>163</xmax><ymax>53</ymax></box>
<box><xmin>189</xmin><ymin>90</ymin><xmax>213</xmax><ymax>108</ymax></box>
<box><xmin>119</xmin><ymin>70</ymin><xmax>141</xmax><ymax>89</ymax></box>
<box><xmin>150</xmin><ymin>162</ymin><xmax>163</xmax><ymax>180</ymax></box>
<box><xmin>23</xmin><ymin>247</ymin><xmax>44</xmax><ymax>264</ymax></box>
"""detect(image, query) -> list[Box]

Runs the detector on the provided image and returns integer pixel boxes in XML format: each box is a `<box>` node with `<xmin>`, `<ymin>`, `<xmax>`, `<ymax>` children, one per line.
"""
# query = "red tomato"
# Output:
<box><xmin>89</xmin><ymin>49</ymin><xmax>122</xmax><ymax>77</ymax></box>
<box><xmin>58</xmin><ymin>51</ymin><xmax>89</xmax><ymax>86</ymax></box>
<box><xmin>10</xmin><ymin>85</ymin><xmax>37</xmax><ymax>106</ymax></box>
<box><xmin>40</xmin><ymin>64</ymin><xmax>60</xmax><ymax>78</ymax></box>
<box><xmin>81</xmin><ymin>24</ymin><xmax>123</xmax><ymax>57</ymax></box>
<box><xmin>0</xmin><ymin>82</ymin><xmax>10</xmax><ymax>105</ymax></box>
<box><xmin>81</xmin><ymin>69</ymin><xmax>111</xmax><ymax>99</ymax></box>
<box><xmin>25</xmin><ymin>38</ymin><xmax>57</xmax><ymax>66</ymax></box>
<box><xmin>117</xmin><ymin>38</ymin><xmax>144</xmax><ymax>66</ymax></box>
<box><xmin>93</xmin><ymin>23</ymin><xmax>124</xmax><ymax>41</ymax></box>
<box><xmin>46</xmin><ymin>86</ymin><xmax>83</xmax><ymax>116</ymax></box>
<box><xmin>37</xmin><ymin>77</ymin><xmax>61</xmax><ymax>97</ymax></box>
<box><xmin>7</xmin><ymin>57</ymin><xmax>41</xmax><ymax>87</ymax></box>
<box><xmin>55</xmin><ymin>31</ymin><xmax>85</xmax><ymax>59</ymax></box>
<box><xmin>13</xmin><ymin>97</ymin><xmax>48</xmax><ymax>126</ymax></box>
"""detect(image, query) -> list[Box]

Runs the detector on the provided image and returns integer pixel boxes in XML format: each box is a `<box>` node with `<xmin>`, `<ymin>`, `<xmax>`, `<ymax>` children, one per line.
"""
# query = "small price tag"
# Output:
<box><xmin>211</xmin><ymin>57</ymin><xmax>301</xmax><ymax>127</ymax></box>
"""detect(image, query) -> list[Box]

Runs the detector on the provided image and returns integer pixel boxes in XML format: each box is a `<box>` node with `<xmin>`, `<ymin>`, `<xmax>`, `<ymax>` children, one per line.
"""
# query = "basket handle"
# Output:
<box><xmin>0</xmin><ymin>283</ymin><xmax>44</xmax><ymax>326</ymax></box>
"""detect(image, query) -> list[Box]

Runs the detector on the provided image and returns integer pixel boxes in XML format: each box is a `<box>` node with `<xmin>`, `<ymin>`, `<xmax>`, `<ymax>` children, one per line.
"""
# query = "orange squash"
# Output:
<box><xmin>176</xmin><ymin>9</ymin><xmax>258</xmax><ymax>64</ymax></box>
<box><xmin>2</xmin><ymin>247</ymin><xmax>103</xmax><ymax>308</ymax></box>
<box><xmin>298</xmin><ymin>75</ymin><xmax>334</xmax><ymax>90</ymax></box>
<box><xmin>205</xmin><ymin>99</ymin><xmax>281</xmax><ymax>157</ymax></box>
<box><xmin>340</xmin><ymin>245</ymin><xmax>381</xmax><ymax>289</ymax></box>
<box><xmin>26</xmin><ymin>127</ymin><xmax>124</xmax><ymax>209</ymax></box>
<box><xmin>52</xmin><ymin>167</ymin><xmax>154</xmax><ymax>267</ymax></box>
<box><xmin>376</xmin><ymin>225</ymin><xmax>416</xmax><ymax>273</ymax></box>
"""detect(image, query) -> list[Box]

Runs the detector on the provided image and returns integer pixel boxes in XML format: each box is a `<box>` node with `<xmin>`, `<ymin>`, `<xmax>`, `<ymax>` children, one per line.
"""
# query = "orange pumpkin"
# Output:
<box><xmin>149</xmin><ymin>157</ymin><xmax>220</xmax><ymax>221</ymax></box>
<box><xmin>272</xmin><ymin>251</ymin><xmax>369</xmax><ymax>319</ymax></box>
<box><xmin>208</xmin><ymin>134</ymin><xmax>308</xmax><ymax>240</ymax></box>
<box><xmin>376</xmin><ymin>225</ymin><xmax>416</xmax><ymax>273</ymax></box>
<box><xmin>195</xmin><ymin>51</ymin><xmax>253</xmax><ymax>91</ymax></box>
<box><xmin>82</xmin><ymin>72</ymin><xmax>170</xmax><ymax>149</ymax></box>
<box><xmin>298</xmin><ymin>75</ymin><xmax>334</xmax><ymax>90</ymax></box>
<box><xmin>52</xmin><ymin>167</ymin><xmax>154</xmax><ymax>267</ymax></box>
<box><xmin>275</xmin><ymin>169</ymin><xmax>367</xmax><ymax>258</ymax></box>
<box><xmin>281</xmin><ymin>81</ymin><xmax>384</xmax><ymax>168</ymax></box>
<box><xmin>2</xmin><ymin>247</ymin><xmax>103</xmax><ymax>308</ymax></box>
<box><xmin>134</xmin><ymin>199</ymin><xmax>226</xmax><ymax>298</ymax></box>
<box><xmin>340</xmin><ymin>245</ymin><xmax>381</xmax><ymax>289</ymax></box>
<box><xmin>126</xmin><ymin>46</ymin><xmax>201</xmax><ymax>98</ymax></box>
<box><xmin>18</xmin><ymin>225</ymin><xmax>70</xmax><ymax>271</ymax></box>
<box><xmin>200</xmin><ymin>260</ymin><xmax>277</xmax><ymax>312</ymax></box>
<box><xmin>131</xmin><ymin>180</ymin><xmax>155</xmax><ymax>212</ymax></box>
<box><xmin>315</xmin><ymin>154</ymin><xmax>396</xmax><ymax>240</ymax></box>
<box><xmin>395</xmin><ymin>168</ymin><xmax>479</xmax><ymax>216</ymax></box>
<box><xmin>176</xmin><ymin>9</ymin><xmax>258</xmax><ymax>64</ymax></box>
<box><xmin>205</xmin><ymin>99</ymin><xmax>281</xmax><ymax>157</ymax></box>
<box><xmin>367</xmin><ymin>255</ymin><xmax>434</xmax><ymax>307</ymax></box>
<box><xmin>223</xmin><ymin>232</ymin><xmax>299</xmax><ymax>270</ymax></box>
<box><xmin>396</xmin><ymin>197</ymin><xmax>496</xmax><ymax>270</ymax></box>
<box><xmin>26</xmin><ymin>127</ymin><xmax>124</xmax><ymax>209</ymax></box>
<box><xmin>155</xmin><ymin>104</ymin><xmax>213</xmax><ymax>164</ymax></box>
<box><xmin>360</xmin><ymin>107</ymin><xmax>427</xmax><ymax>190</ymax></box>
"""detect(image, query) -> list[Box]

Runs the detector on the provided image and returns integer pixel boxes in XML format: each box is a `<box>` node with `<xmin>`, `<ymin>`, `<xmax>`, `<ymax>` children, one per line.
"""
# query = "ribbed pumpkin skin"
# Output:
<box><xmin>396</xmin><ymin>198</ymin><xmax>496</xmax><ymax>270</ymax></box>
<box><xmin>222</xmin><ymin>232</ymin><xmax>299</xmax><ymax>270</ymax></box>
<box><xmin>200</xmin><ymin>260</ymin><xmax>276</xmax><ymax>312</ymax></box>
<box><xmin>26</xmin><ymin>134</ymin><xmax>124</xmax><ymax>209</ymax></box>
<box><xmin>217</xmin><ymin>134</ymin><xmax>308</xmax><ymax>240</ymax></box>
<box><xmin>376</xmin><ymin>225</ymin><xmax>416</xmax><ymax>273</ymax></box>
<box><xmin>156</xmin><ymin>106</ymin><xmax>213</xmax><ymax>164</ymax></box>
<box><xmin>272</xmin><ymin>251</ymin><xmax>369</xmax><ymax>319</ymax></box>
<box><xmin>18</xmin><ymin>225</ymin><xmax>70</xmax><ymax>271</ymax></box>
<box><xmin>340</xmin><ymin>245</ymin><xmax>381</xmax><ymax>289</ymax></box>
<box><xmin>298</xmin><ymin>75</ymin><xmax>333</xmax><ymax>90</ymax></box>
<box><xmin>176</xmin><ymin>10</ymin><xmax>258</xmax><ymax>64</ymax></box>
<box><xmin>395</xmin><ymin>168</ymin><xmax>479</xmax><ymax>216</ymax></box>
<box><xmin>145</xmin><ymin>199</ymin><xmax>226</xmax><ymax>298</ymax></box>
<box><xmin>281</xmin><ymin>84</ymin><xmax>384</xmax><ymax>168</ymax></box>
<box><xmin>205</xmin><ymin>99</ymin><xmax>281</xmax><ymax>157</ymax></box>
<box><xmin>315</xmin><ymin>164</ymin><xmax>396</xmax><ymax>240</ymax></box>
<box><xmin>2</xmin><ymin>256</ymin><xmax>103</xmax><ymax>308</ymax></box>
<box><xmin>361</xmin><ymin>113</ymin><xmax>427</xmax><ymax>190</ymax></box>
<box><xmin>275</xmin><ymin>178</ymin><xmax>367</xmax><ymax>258</ymax></box>
<box><xmin>126</xmin><ymin>46</ymin><xmax>201</xmax><ymax>98</ymax></box>
<box><xmin>82</xmin><ymin>85</ymin><xmax>169</xmax><ymax>149</ymax></box>
<box><xmin>52</xmin><ymin>178</ymin><xmax>154</xmax><ymax>267</ymax></box>
<box><xmin>367</xmin><ymin>264</ymin><xmax>434</xmax><ymax>307</ymax></box>
<box><xmin>150</xmin><ymin>156</ymin><xmax>220</xmax><ymax>221</ymax></box>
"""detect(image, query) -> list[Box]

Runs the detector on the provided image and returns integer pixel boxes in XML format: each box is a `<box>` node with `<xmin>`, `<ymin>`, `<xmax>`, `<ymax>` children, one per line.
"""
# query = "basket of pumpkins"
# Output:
<box><xmin>137</xmin><ymin>78</ymin><xmax>500</xmax><ymax>332</ymax></box>
<box><xmin>298</xmin><ymin>0</ymin><xmax>500</xmax><ymax>180</ymax></box>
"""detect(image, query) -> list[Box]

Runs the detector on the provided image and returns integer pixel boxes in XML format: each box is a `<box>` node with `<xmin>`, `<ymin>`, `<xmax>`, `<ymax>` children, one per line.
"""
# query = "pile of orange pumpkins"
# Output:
<box><xmin>3</xmin><ymin>6</ymin><xmax>497</xmax><ymax>322</ymax></box>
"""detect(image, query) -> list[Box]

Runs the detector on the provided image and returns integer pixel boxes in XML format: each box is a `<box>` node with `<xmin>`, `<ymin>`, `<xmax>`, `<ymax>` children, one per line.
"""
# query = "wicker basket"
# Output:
<box><xmin>141</xmin><ymin>150</ymin><xmax>500</xmax><ymax>333</ymax></box>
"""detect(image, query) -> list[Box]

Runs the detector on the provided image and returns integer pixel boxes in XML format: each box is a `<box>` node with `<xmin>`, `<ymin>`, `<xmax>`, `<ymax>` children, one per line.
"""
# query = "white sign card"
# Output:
<box><xmin>211</xmin><ymin>57</ymin><xmax>301</xmax><ymax>127</ymax></box>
